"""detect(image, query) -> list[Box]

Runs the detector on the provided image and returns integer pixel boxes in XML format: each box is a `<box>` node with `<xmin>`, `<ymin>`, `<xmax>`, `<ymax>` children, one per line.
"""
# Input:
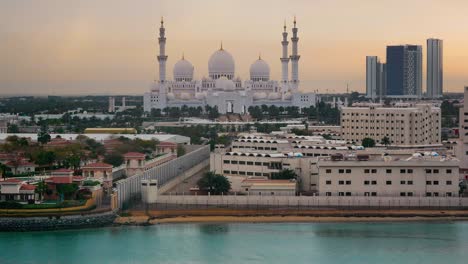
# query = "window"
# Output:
<box><xmin>407</xmin><ymin>169</ymin><xmax>413</xmax><ymax>174</ymax></box>
<box><xmin>325</xmin><ymin>192</ymin><xmax>332</xmax><ymax>196</ymax></box>
<box><xmin>426</xmin><ymin>169</ymin><xmax>432</xmax><ymax>174</ymax></box>
<box><xmin>446</xmin><ymin>180</ymin><xmax>452</xmax><ymax>185</ymax></box>
<box><xmin>247</xmin><ymin>162</ymin><xmax>254</xmax><ymax>165</ymax></box>
<box><xmin>339</xmin><ymin>169</ymin><xmax>344</xmax><ymax>174</ymax></box>
<box><xmin>400</xmin><ymin>192</ymin><xmax>406</xmax><ymax>197</ymax></box>
<box><xmin>371</xmin><ymin>181</ymin><xmax>377</xmax><ymax>185</ymax></box>
<box><xmin>338</xmin><ymin>192</ymin><xmax>345</xmax><ymax>196</ymax></box>
<box><xmin>446</xmin><ymin>169</ymin><xmax>452</xmax><ymax>174</ymax></box>
<box><xmin>400</xmin><ymin>169</ymin><xmax>406</xmax><ymax>174</ymax></box>
<box><xmin>364</xmin><ymin>192</ymin><xmax>370</xmax><ymax>196</ymax></box>
<box><xmin>371</xmin><ymin>169</ymin><xmax>377</xmax><ymax>173</ymax></box>
<box><xmin>338</xmin><ymin>180</ymin><xmax>344</xmax><ymax>185</ymax></box>
<box><xmin>386</xmin><ymin>169</ymin><xmax>392</xmax><ymax>173</ymax></box>
<box><xmin>239</xmin><ymin>161</ymin><xmax>246</xmax><ymax>165</ymax></box>
<box><xmin>247</xmin><ymin>172</ymin><xmax>253</xmax><ymax>176</ymax></box>
<box><xmin>254</xmin><ymin>162</ymin><xmax>261</xmax><ymax>166</ymax></box>
<box><xmin>326</xmin><ymin>180</ymin><xmax>332</xmax><ymax>185</ymax></box>
<box><xmin>433</xmin><ymin>181</ymin><xmax>439</xmax><ymax>185</ymax></box>
<box><xmin>426</xmin><ymin>192</ymin><xmax>432</xmax><ymax>197</ymax></box>
<box><xmin>231</xmin><ymin>160</ymin><xmax>238</xmax><ymax>164</ymax></box>
<box><xmin>231</xmin><ymin>171</ymin><xmax>238</xmax><ymax>175</ymax></box>
<box><xmin>345</xmin><ymin>192</ymin><xmax>351</xmax><ymax>196</ymax></box>
<box><xmin>346</xmin><ymin>180</ymin><xmax>351</xmax><ymax>185</ymax></box>
<box><xmin>223</xmin><ymin>160</ymin><xmax>230</xmax><ymax>164</ymax></box>
<box><xmin>433</xmin><ymin>192</ymin><xmax>439</xmax><ymax>197</ymax></box>
<box><xmin>446</xmin><ymin>192</ymin><xmax>452</xmax><ymax>197</ymax></box>
<box><xmin>433</xmin><ymin>169</ymin><xmax>439</xmax><ymax>174</ymax></box>
<box><xmin>239</xmin><ymin>171</ymin><xmax>246</xmax><ymax>175</ymax></box>
<box><xmin>326</xmin><ymin>169</ymin><xmax>332</xmax><ymax>174</ymax></box>
<box><xmin>364</xmin><ymin>169</ymin><xmax>370</xmax><ymax>173</ymax></box>
<box><xmin>407</xmin><ymin>180</ymin><xmax>413</xmax><ymax>185</ymax></box>
<box><xmin>386</xmin><ymin>181</ymin><xmax>392</xmax><ymax>185</ymax></box>
<box><xmin>400</xmin><ymin>180</ymin><xmax>406</xmax><ymax>185</ymax></box>
<box><xmin>346</xmin><ymin>169</ymin><xmax>352</xmax><ymax>174</ymax></box>
<box><xmin>223</xmin><ymin>170</ymin><xmax>230</xmax><ymax>174</ymax></box>
<box><xmin>407</xmin><ymin>192</ymin><xmax>413</xmax><ymax>197</ymax></box>
<box><xmin>262</xmin><ymin>162</ymin><xmax>269</xmax><ymax>166</ymax></box>
<box><xmin>426</xmin><ymin>181</ymin><xmax>431</xmax><ymax>185</ymax></box>
<box><xmin>364</xmin><ymin>180</ymin><xmax>370</xmax><ymax>185</ymax></box>
<box><xmin>255</xmin><ymin>172</ymin><xmax>262</xmax><ymax>176</ymax></box>
<box><xmin>371</xmin><ymin>192</ymin><xmax>377</xmax><ymax>196</ymax></box>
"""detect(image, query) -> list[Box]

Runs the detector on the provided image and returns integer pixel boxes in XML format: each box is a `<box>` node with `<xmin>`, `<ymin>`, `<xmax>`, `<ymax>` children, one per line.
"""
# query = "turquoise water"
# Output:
<box><xmin>1</xmin><ymin>222</ymin><xmax>468</xmax><ymax>264</ymax></box>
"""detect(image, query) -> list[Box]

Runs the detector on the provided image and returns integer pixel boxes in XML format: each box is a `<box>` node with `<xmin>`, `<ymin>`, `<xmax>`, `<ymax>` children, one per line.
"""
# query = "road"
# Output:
<box><xmin>165</xmin><ymin>165</ymin><xmax>209</xmax><ymax>195</ymax></box>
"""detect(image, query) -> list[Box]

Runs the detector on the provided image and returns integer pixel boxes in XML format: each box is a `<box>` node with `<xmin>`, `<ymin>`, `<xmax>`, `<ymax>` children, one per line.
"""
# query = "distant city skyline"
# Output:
<box><xmin>1</xmin><ymin>0</ymin><xmax>468</xmax><ymax>95</ymax></box>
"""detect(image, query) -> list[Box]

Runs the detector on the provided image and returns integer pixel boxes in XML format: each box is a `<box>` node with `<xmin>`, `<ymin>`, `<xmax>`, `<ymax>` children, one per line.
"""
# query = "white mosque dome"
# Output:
<box><xmin>284</xmin><ymin>92</ymin><xmax>292</xmax><ymax>100</ymax></box>
<box><xmin>167</xmin><ymin>93</ymin><xmax>175</xmax><ymax>100</ymax></box>
<box><xmin>253</xmin><ymin>92</ymin><xmax>267</xmax><ymax>100</ymax></box>
<box><xmin>268</xmin><ymin>92</ymin><xmax>281</xmax><ymax>100</ymax></box>
<box><xmin>215</xmin><ymin>76</ymin><xmax>236</xmax><ymax>91</ymax></box>
<box><xmin>180</xmin><ymin>92</ymin><xmax>191</xmax><ymax>100</ymax></box>
<box><xmin>173</xmin><ymin>57</ymin><xmax>194</xmax><ymax>81</ymax></box>
<box><xmin>208</xmin><ymin>47</ymin><xmax>235</xmax><ymax>80</ymax></box>
<box><xmin>250</xmin><ymin>57</ymin><xmax>270</xmax><ymax>81</ymax></box>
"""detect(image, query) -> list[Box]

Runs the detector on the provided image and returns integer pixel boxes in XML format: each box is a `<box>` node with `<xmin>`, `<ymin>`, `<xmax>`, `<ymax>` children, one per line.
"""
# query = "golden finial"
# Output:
<box><xmin>294</xmin><ymin>15</ymin><xmax>296</xmax><ymax>26</ymax></box>
<box><xmin>161</xmin><ymin>16</ymin><xmax>164</xmax><ymax>24</ymax></box>
<box><xmin>284</xmin><ymin>20</ymin><xmax>286</xmax><ymax>30</ymax></box>
<box><xmin>220</xmin><ymin>41</ymin><xmax>223</xmax><ymax>50</ymax></box>
<box><xmin>258</xmin><ymin>52</ymin><xmax>261</xmax><ymax>60</ymax></box>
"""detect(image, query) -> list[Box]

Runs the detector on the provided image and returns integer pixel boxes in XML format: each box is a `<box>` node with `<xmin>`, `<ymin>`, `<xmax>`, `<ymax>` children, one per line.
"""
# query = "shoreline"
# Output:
<box><xmin>115</xmin><ymin>209</ymin><xmax>468</xmax><ymax>225</ymax></box>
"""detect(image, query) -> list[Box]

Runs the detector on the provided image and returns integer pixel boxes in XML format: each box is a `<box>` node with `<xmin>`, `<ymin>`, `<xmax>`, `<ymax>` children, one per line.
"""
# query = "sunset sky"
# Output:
<box><xmin>1</xmin><ymin>0</ymin><xmax>468</xmax><ymax>95</ymax></box>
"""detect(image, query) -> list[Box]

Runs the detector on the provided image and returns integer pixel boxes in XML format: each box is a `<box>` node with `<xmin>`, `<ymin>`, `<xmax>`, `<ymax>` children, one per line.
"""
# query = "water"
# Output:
<box><xmin>1</xmin><ymin>222</ymin><xmax>468</xmax><ymax>264</ymax></box>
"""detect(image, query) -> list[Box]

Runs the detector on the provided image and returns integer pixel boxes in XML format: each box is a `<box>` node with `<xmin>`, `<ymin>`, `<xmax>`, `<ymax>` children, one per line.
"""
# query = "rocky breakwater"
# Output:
<box><xmin>0</xmin><ymin>211</ymin><xmax>117</xmax><ymax>232</ymax></box>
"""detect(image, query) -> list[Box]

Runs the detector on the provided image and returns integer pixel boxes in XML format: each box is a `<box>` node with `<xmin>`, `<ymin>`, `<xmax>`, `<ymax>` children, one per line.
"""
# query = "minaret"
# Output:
<box><xmin>157</xmin><ymin>17</ymin><xmax>168</xmax><ymax>83</ymax></box>
<box><xmin>290</xmin><ymin>17</ymin><xmax>300</xmax><ymax>90</ymax></box>
<box><xmin>280</xmin><ymin>21</ymin><xmax>290</xmax><ymax>84</ymax></box>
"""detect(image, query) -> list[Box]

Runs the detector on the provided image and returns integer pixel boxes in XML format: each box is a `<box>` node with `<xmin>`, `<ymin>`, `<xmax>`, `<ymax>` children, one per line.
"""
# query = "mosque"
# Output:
<box><xmin>143</xmin><ymin>18</ymin><xmax>318</xmax><ymax>114</ymax></box>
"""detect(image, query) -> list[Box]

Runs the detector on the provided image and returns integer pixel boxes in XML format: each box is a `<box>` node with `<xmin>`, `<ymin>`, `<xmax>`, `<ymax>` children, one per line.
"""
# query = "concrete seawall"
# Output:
<box><xmin>0</xmin><ymin>211</ymin><xmax>117</xmax><ymax>232</ymax></box>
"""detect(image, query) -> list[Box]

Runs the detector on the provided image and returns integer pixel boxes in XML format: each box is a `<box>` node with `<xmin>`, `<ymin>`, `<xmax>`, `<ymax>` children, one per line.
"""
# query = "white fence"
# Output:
<box><xmin>153</xmin><ymin>195</ymin><xmax>468</xmax><ymax>209</ymax></box>
<box><xmin>114</xmin><ymin>145</ymin><xmax>210</xmax><ymax>209</ymax></box>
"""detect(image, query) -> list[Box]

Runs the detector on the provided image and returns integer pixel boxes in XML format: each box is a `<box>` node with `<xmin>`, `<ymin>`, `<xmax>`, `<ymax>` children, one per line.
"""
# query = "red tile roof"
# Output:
<box><xmin>158</xmin><ymin>141</ymin><xmax>177</xmax><ymax>147</ymax></box>
<box><xmin>0</xmin><ymin>178</ymin><xmax>22</xmax><ymax>183</ymax></box>
<box><xmin>5</xmin><ymin>160</ymin><xmax>36</xmax><ymax>167</ymax></box>
<box><xmin>72</xmin><ymin>176</ymin><xmax>85</xmax><ymax>181</ymax></box>
<box><xmin>124</xmin><ymin>152</ymin><xmax>145</xmax><ymax>158</ymax></box>
<box><xmin>45</xmin><ymin>177</ymin><xmax>72</xmax><ymax>184</ymax></box>
<box><xmin>20</xmin><ymin>184</ymin><xmax>36</xmax><ymax>190</ymax></box>
<box><xmin>82</xmin><ymin>162</ymin><xmax>113</xmax><ymax>169</ymax></box>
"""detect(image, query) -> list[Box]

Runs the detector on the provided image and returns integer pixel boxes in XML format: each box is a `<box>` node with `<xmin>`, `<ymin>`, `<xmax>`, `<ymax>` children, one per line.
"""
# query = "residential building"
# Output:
<box><xmin>0</xmin><ymin>120</ymin><xmax>7</xmax><ymax>133</ymax></box>
<box><xmin>318</xmin><ymin>154</ymin><xmax>459</xmax><ymax>197</ymax></box>
<box><xmin>456</xmin><ymin>86</ymin><xmax>468</xmax><ymax>176</ymax></box>
<box><xmin>386</xmin><ymin>45</ymin><xmax>422</xmax><ymax>98</ymax></box>
<box><xmin>427</xmin><ymin>38</ymin><xmax>443</xmax><ymax>98</ymax></box>
<box><xmin>341</xmin><ymin>103</ymin><xmax>441</xmax><ymax>146</ymax></box>
<box><xmin>0</xmin><ymin>178</ymin><xmax>37</xmax><ymax>202</ymax></box>
<box><xmin>82</xmin><ymin>162</ymin><xmax>113</xmax><ymax>187</ymax></box>
<box><xmin>5</xmin><ymin>160</ymin><xmax>37</xmax><ymax>174</ymax></box>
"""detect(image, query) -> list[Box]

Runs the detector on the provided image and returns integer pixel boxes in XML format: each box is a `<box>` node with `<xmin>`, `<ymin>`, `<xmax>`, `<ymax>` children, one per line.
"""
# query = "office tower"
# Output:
<box><xmin>386</xmin><ymin>45</ymin><xmax>422</xmax><ymax>98</ymax></box>
<box><xmin>366</xmin><ymin>56</ymin><xmax>386</xmax><ymax>100</ymax></box>
<box><xmin>427</xmin><ymin>38</ymin><xmax>443</xmax><ymax>98</ymax></box>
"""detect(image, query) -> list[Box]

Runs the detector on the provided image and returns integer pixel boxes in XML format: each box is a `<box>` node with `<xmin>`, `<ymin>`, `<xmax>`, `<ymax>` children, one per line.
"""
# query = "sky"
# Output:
<box><xmin>1</xmin><ymin>0</ymin><xmax>468</xmax><ymax>96</ymax></box>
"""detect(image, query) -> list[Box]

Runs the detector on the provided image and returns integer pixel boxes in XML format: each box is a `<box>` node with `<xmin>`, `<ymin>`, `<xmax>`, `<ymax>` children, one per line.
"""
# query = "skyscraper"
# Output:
<box><xmin>386</xmin><ymin>45</ymin><xmax>422</xmax><ymax>98</ymax></box>
<box><xmin>427</xmin><ymin>38</ymin><xmax>443</xmax><ymax>98</ymax></box>
<box><xmin>366</xmin><ymin>56</ymin><xmax>386</xmax><ymax>101</ymax></box>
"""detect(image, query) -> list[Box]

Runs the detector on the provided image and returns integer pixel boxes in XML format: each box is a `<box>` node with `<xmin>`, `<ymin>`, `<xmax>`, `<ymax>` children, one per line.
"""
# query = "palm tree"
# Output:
<box><xmin>381</xmin><ymin>136</ymin><xmax>391</xmax><ymax>147</ymax></box>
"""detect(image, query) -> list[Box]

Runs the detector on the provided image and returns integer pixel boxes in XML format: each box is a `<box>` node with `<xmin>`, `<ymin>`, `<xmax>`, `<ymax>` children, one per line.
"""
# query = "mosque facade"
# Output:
<box><xmin>143</xmin><ymin>18</ymin><xmax>318</xmax><ymax>114</ymax></box>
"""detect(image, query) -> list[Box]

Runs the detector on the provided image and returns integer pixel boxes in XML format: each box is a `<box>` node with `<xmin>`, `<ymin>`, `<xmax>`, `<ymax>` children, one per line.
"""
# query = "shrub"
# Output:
<box><xmin>0</xmin><ymin>201</ymin><xmax>23</xmax><ymax>209</ymax></box>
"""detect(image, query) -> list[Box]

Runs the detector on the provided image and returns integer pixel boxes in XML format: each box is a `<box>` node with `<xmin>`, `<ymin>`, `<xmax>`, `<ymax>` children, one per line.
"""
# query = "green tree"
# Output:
<box><xmin>0</xmin><ymin>164</ymin><xmax>8</xmax><ymax>180</ymax></box>
<box><xmin>37</xmin><ymin>125</ymin><xmax>51</xmax><ymax>144</ymax></box>
<box><xmin>56</xmin><ymin>183</ymin><xmax>79</xmax><ymax>200</ymax></box>
<box><xmin>271</xmin><ymin>169</ymin><xmax>297</xmax><ymax>180</ymax></box>
<box><xmin>35</xmin><ymin>151</ymin><xmax>56</xmax><ymax>168</ymax></box>
<box><xmin>103</xmin><ymin>153</ymin><xmax>124</xmax><ymax>167</ymax></box>
<box><xmin>176</xmin><ymin>144</ymin><xmax>186</xmax><ymax>157</ymax></box>
<box><xmin>381</xmin><ymin>136</ymin><xmax>391</xmax><ymax>147</ymax></box>
<box><xmin>7</xmin><ymin>124</ymin><xmax>19</xmax><ymax>133</ymax></box>
<box><xmin>197</xmin><ymin>171</ymin><xmax>231</xmax><ymax>195</ymax></box>
<box><xmin>362</xmin><ymin>137</ymin><xmax>376</xmax><ymax>148</ymax></box>
<box><xmin>35</xmin><ymin>180</ymin><xmax>49</xmax><ymax>201</ymax></box>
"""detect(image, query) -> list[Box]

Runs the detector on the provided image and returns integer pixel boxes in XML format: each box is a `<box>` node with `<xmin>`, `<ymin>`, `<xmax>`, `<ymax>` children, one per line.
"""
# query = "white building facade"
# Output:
<box><xmin>144</xmin><ymin>18</ymin><xmax>317</xmax><ymax>114</ymax></box>
<box><xmin>341</xmin><ymin>103</ymin><xmax>441</xmax><ymax>146</ymax></box>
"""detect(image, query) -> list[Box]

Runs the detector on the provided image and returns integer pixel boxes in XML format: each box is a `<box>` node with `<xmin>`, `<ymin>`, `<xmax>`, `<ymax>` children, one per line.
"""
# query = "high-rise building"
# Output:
<box><xmin>366</xmin><ymin>56</ymin><xmax>386</xmax><ymax>100</ymax></box>
<box><xmin>427</xmin><ymin>38</ymin><xmax>443</xmax><ymax>98</ymax></box>
<box><xmin>386</xmin><ymin>45</ymin><xmax>422</xmax><ymax>98</ymax></box>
